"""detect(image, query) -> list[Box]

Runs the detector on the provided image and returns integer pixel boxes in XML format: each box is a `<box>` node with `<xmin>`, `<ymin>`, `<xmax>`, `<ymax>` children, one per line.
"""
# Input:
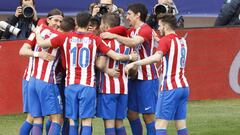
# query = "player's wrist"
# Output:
<box><xmin>128</xmin><ymin>55</ymin><xmax>132</xmax><ymax>61</ymax></box>
<box><xmin>33</xmin><ymin>52</ymin><xmax>39</xmax><ymax>57</ymax></box>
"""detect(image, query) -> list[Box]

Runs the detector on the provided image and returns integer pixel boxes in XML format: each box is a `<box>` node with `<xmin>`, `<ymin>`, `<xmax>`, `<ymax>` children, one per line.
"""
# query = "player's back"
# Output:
<box><xmin>160</xmin><ymin>34</ymin><xmax>189</xmax><ymax>91</ymax></box>
<box><xmin>99</xmin><ymin>39</ymin><xmax>130</xmax><ymax>94</ymax></box>
<box><xmin>63</xmin><ymin>32</ymin><xmax>103</xmax><ymax>87</ymax></box>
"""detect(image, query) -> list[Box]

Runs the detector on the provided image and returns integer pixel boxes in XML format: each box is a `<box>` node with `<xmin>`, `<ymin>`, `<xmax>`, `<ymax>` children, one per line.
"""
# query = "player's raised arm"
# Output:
<box><xmin>19</xmin><ymin>44</ymin><xmax>55</xmax><ymax>61</ymax></box>
<box><xmin>35</xmin><ymin>27</ymin><xmax>52</xmax><ymax>48</ymax></box>
<box><xmin>19</xmin><ymin>33</ymin><xmax>55</xmax><ymax>61</ymax></box>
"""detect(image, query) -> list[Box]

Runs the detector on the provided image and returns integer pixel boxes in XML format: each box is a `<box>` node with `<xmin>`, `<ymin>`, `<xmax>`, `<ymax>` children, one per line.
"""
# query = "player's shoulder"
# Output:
<box><xmin>141</xmin><ymin>23</ymin><xmax>153</xmax><ymax>31</ymax></box>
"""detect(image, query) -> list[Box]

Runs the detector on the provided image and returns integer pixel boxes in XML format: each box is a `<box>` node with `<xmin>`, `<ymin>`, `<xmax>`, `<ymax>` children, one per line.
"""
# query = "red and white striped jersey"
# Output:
<box><xmin>99</xmin><ymin>39</ymin><xmax>130</xmax><ymax>94</ymax></box>
<box><xmin>23</xmin><ymin>57</ymin><xmax>34</xmax><ymax>81</ymax></box>
<box><xmin>157</xmin><ymin>34</ymin><xmax>189</xmax><ymax>91</ymax></box>
<box><xmin>50</xmin><ymin>32</ymin><xmax>111</xmax><ymax>87</ymax></box>
<box><xmin>128</xmin><ymin>23</ymin><xmax>158</xmax><ymax>80</ymax></box>
<box><xmin>27</xmin><ymin>26</ymin><xmax>61</xmax><ymax>84</ymax></box>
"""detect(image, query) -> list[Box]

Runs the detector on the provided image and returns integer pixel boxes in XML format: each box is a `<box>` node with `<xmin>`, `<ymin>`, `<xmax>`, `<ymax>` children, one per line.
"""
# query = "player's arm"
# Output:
<box><xmin>95</xmin><ymin>56</ymin><xmax>120</xmax><ymax>77</ymax></box>
<box><xmin>125</xmin><ymin>51</ymin><xmax>163</xmax><ymax>75</ymax></box>
<box><xmin>35</xmin><ymin>31</ymin><xmax>52</xmax><ymax>48</ymax></box>
<box><xmin>95</xmin><ymin>56</ymin><xmax>107</xmax><ymax>71</ymax></box>
<box><xmin>106</xmin><ymin>50</ymin><xmax>138</xmax><ymax>61</ymax></box>
<box><xmin>100</xmin><ymin>32</ymin><xmax>144</xmax><ymax>48</ymax></box>
<box><xmin>97</xmin><ymin>37</ymin><xmax>138</xmax><ymax>61</ymax></box>
<box><xmin>19</xmin><ymin>43</ymin><xmax>55</xmax><ymax>61</ymax></box>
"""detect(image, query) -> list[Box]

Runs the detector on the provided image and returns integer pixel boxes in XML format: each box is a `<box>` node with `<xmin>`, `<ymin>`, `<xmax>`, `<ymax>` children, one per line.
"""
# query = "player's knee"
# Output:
<box><xmin>104</xmin><ymin>119</ymin><xmax>115</xmax><ymax>128</ymax></box>
<box><xmin>127</xmin><ymin>110</ymin><xmax>139</xmax><ymax>120</ymax></box>
<box><xmin>155</xmin><ymin>119</ymin><xmax>168</xmax><ymax>129</ymax></box>
<box><xmin>175</xmin><ymin>120</ymin><xmax>187</xmax><ymax>129</ymax></box>
<box><xmin>82</xmin><ymin>118</ymin><xmax>92</xmax><ymax>126</ymax></box>
<box><xmin>33</xmin><ymin>117</ymin><xmax>43</xmax><ymax>124</ymax></box>
<box><xmin>142</xmin><ymin>113</ymin><xmax>155</xmax><ymax>124</ymax></box>
<box><xmin>115</xmin><ymin>119</ymin><xmax>124</xmax><ymax>128</ymax></box>
<box><xmin>69</xmin><ymin>119</ymin><xmax>76</xmax><ymax>126</ymax></box>
<box><xmin>26</xmin><ymin>113</ymin><xmax>34</xmax><ymax>123</ymax></box>
<box><xmin>50</xmin><ymin>114</ymin><xmax>62</xmax><ymax>123</ymax></box>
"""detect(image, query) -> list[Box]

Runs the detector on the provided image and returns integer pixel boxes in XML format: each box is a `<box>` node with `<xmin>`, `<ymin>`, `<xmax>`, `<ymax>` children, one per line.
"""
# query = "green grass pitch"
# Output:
<box><xmin>0</xmin><ymin>99</ymin><xmax>240</xmax><ymax>135</ymax></box>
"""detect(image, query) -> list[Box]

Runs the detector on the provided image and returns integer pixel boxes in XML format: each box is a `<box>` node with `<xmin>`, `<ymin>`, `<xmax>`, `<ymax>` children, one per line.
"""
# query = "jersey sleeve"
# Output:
<box><xmin>108</xmin><ymin>26</ymin><xmax>127</xmax><ymax>36</ymax></box>
<box><xmin>96</xmin><ymin>36</ymin><xmax>111</xmax><ymax>54</ymax></box>
<box><xmin>138</xmin><ymin>25</ymin><xmax>152</xmax><ymax>42</ymax></box>
<box><xmin>157</xmin><ymin>37</ymin><xmax>170</xmax><ymax>55</ymax></box>
<box><xmin>25</xmin><ymin>32</ymin><xmax>36</xmax><ymax>48</ymax></box>
<box><xmin>50</xmin><ymin>33</ymin><xmax>66</xmax><ymax>48</ymax></box>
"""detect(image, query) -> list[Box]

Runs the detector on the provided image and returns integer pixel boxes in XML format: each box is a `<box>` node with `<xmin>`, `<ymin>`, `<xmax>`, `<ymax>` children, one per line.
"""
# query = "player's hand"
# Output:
<box><xmin>100</xmin><ymin>32</ymin><xmax>116</xmax><ymax>39</ymax></box>
<box><xmin>15</xmin><ymin>6</ymin><xmax>23</xmax><ymax>17</ymax></box>
<box><xmin>130</xmin><ymin>51</ymin><xmax>138</xmax><ymax>61</ymax></box>
<box><xmin>124</xmin><ymin>62</ymin><xmax>135</xmax><ymax>76</ymax></box>
<box><xmin>106</xmin><ymin>68</ymin><xmax>120</xmax><ymax>77</ymax></box>
<box><xmin>153</xmin><ymin>30</ymin><xmax>160</xmax><ymax>42</ymax></box>
<box><xmin>34</xmin><ymin>24</ymin><xmax>43</xmax><ymax>34</ymax></box>
<box><xmin>38</xmin><ymin>51</ymin><xmax>55</xmax><ymax>61</ymax></box>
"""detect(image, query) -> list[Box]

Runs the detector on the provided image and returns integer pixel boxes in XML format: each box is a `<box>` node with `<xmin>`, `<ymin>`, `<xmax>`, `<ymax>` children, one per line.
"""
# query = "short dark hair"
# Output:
<box><xmin>157</xmin><ymin>14</ymin><xmax>177</xmax><ymax>30</ymax></box>
<box><xmin>47</xmin><ymin>8</ymin><xmax>64</xmax><ymax>18</ymax></box>
<box><xmin>101</xmin><ymin>13</ymin><xmax>120</xmax><ymax>28</ymax></box>
<box><xmin>60</xmin><ymin>17</ymin><xmax>75</xmax><ymax>32</ymax></box>
<box><xmin>128</xmin><ymin>3</ymin><xmax>148</xmax><ymax>22</ymax></box>
<box><xmin>76</xmin><ymin>12</ymin><xmax>92</xmax><ymax>28</ymax></box>
<box><xmin>89</xmin><ymin>17</ymin><xmax>100</xmax><ymax>28</ymax></box>
<box><xmin>20</xmin><ymin>0</ymin><xmax>35</xmax><ymax>6</ymax></box>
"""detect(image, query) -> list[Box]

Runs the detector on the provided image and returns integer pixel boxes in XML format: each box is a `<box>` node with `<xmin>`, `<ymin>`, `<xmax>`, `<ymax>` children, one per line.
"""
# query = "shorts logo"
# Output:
<box><xmin>145</xmin><ymin>106</ymin><xmax>151</xmax><ymax>111</ymax></box>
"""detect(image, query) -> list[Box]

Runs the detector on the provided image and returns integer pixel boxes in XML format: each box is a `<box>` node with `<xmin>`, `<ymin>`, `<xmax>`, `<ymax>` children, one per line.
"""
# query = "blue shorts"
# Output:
<box><xmin>156</xmin><ymin>87</ymin><xmax>189</xmax><ymax>120</ymax></box>
<box><xmin>28</xmin><ymin>77</ymin><xmax>62</xmax><ymax>117</ymax></box>
<box><xmin>22</xmin><ymin>80</ymin><xmax>29</xmax><ymax>113</ymax></box>
<box><xmin>128</xmin><ymin>79</ymin><xmax>159</xmax><ymax>113</ymax></box>
<box><xmin>65</xmin><ymin>84</ymin><xmax>96</xmax><ymax>120</ymax></box>
<box><xmin>96</xmin><ymin>94</ymin><xmax>128</xmax><ymax>120</ymax></box>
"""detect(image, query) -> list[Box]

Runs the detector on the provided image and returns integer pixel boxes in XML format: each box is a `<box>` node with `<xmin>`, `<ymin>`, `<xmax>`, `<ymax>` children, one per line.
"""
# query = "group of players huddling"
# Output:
<box><xmin>18</xmin><ymin>1</ymin><xmax>189</xmax><ymax>135</ymax></box>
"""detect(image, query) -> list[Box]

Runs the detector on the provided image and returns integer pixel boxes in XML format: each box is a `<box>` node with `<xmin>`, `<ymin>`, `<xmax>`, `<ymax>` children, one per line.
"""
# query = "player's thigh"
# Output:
<box><xmin>174</xmin><ymin>87</ymin><xmax>190</xmax><ymax>120</ymax></box>
<box><xmin>116</xmin><ymin>94</ymin><xmax>128</xmax><ymax>119</ymax></box>
<box><xmin>79</xmin><ymin>86</ymin><xmax>96</xmax><ymax>119</ymax></box>
<box><xmin>96</xmin><ymin>93</ymin><xmax>117</xmax><ymax>119</ymax></box>
<box><xmin>36</xmin><ymin>80</ymin><xmax>62</xmax><ymax>116</ymax></box>
<box><xmin>28</xmin><ymin>77</ymin><xmax>42</xmax><ymax>117</ymax></box>
<box><xmin>127</xmin><ymin>80</ymin><xmax>138</xmax><ymax>112</ymax></box>
<box><xmin>65</xmin><ymin>84</ymin><xmax>80</xmax><ymax>120</ymax></box>
<box><xmin>155</xmin><ymin>90</ymin><xmax>178</xmax><ymax>120</ymax></box>
<box><xmin>137</xmin><ymin>79</ymin><xmax>159</xmax><ymax>113</ymax></box>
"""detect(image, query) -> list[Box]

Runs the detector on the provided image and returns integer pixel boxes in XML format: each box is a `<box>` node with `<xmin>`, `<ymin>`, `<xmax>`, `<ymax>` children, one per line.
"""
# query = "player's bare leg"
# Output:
<box><xmin>81</xmin><ymin>118</ymin><xmax>92</xmax><ymax>135</ymax></box>
<box><xmin>48</xmin><ymin>114</ymin><xmax>62</xmax><ymax>135</ymax></box>
<box><xmin>155</xmin><ymin>119</ymin><xmax>168</xmax><ymax>135</ymax></box>
<box><xmin>69</xmin><ymin>119</ymin><xmax>78</xmax><ymax>135</ymax></box>
<box><xmin>127</xmin><ymin>110</ymin><xmax>143</xmax><ymax>135</ymax></box>
<box><xmin>32</xmin><ymin>117</ymin><xmax>43</xmax><ymax>135</ymax></box>
<box><xmin>19</xmin><ymin>113</ymin><xmax>34</xmax><ymax>135</ymax></box>
<box><xmin>143</xmin><ymin>113</ymin><xmax>156</xmax><ymax>135</ymax></box>
<box><xmin>175</xmin><ymin>120</ymin><xmax>188</xmax><ymax>135</ymax></box>
<box><xmin>115</xmin><ymin>119</ymin><xmax>127</xmax><ymax>135</ymax></box>
<box><xmin>104</xmin><ymin>119</ymin><xmax>116</xmax><ymax>135</ymax></box>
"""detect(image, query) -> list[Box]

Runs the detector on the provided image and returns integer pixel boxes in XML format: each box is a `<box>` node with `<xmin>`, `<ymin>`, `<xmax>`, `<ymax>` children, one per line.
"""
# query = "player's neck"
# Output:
<box><xmin>76</xmin><ymin>27</ymin><xmax>88</xmax><ymax>33</ymax></box>
<box><xmin>133</xmin><ymin>21</ymin><xmax>144</xmax><ymax>29</ymax></box>
<box><xmin>165</xmin><ymin>29</ymin><xmax>176</xmax><ymax>36</ymax></box>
